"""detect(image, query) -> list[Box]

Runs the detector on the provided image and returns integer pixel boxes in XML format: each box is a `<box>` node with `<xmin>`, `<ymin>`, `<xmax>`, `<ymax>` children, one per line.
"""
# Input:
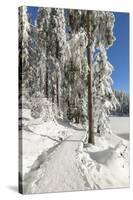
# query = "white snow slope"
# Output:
<box><xmin>78</xmin><ymin>117</ymin><xmax>129</xmax><ymax>190</ymax></box>
<box><xmin>20</xmin><ymin>108</ymin><xmax>129</xmax><ymax>193</ymax></box>
<box><xmin>20</xmin><ymin>101</ymin><xmax>88</xmax><ymax>193</ymax></box>
<box><xmin>23</xmin><ymin>129</ymin><xmax>89</xmax><ymax>194</ymax></box>
<box><xmin>20</xmin><ymin>108</ymin><xmax>71</xmax><ymax>176</ymax></box>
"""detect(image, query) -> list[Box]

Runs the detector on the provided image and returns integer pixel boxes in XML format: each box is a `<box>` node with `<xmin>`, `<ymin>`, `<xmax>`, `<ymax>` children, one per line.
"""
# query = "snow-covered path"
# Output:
<box><xmin>24</xmin><ymin>129</ymin><xmax>89</xmax><ymax>194</ymax></box>
<box><xmin>23</xmin><ymin>117</ymin><xmax>129</xmax><ymax>193</ymax></box>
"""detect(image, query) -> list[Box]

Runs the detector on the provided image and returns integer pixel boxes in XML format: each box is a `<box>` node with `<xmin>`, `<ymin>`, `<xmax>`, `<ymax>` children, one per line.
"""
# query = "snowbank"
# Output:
<box><xmin>77</xmin><ymin>134</ymin><xmax>129</xmax><ymax>189</ymax></box>
<box><xmin>20</xmin><ymin>97</ymin><xmax>71</xmax><ymax>177</ymax></box>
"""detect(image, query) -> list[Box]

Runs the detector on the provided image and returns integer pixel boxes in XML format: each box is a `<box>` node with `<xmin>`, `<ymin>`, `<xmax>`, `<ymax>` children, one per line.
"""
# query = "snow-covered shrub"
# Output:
<box><xmin>19</xmin><ymin>94</ymin><xmax>31</xmax><ymax>109</ymax></box>
<box><xmin>31</xmin><ymin>97</ymin><xmax>43</xmax><ymax>119</ymax></box>
<box><xmin>30</xmin><ymin>92</ymin><xmax>59</xmax><ymax>122</ymax></box>
<box><xmin>30</xmin><ymin>92</ymin><xmax>44</xmax><ymax>118</ymax></box>
<box><xmin>42</xmin><ymin>99</ymin><xmax>55</xmax><ymax>122</ymax></box>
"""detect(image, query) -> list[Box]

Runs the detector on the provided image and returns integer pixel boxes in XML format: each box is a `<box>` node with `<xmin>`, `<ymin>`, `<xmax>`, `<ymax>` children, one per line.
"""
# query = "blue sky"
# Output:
<box><xmin>27</xmin><ymin>7</ymin><xmax>129</xmax><ymax>93</ymax></box>
<box><xmin>108</xmin><ymin>12</ymin><xmax>129</xmax><ymax>93</ymax></box>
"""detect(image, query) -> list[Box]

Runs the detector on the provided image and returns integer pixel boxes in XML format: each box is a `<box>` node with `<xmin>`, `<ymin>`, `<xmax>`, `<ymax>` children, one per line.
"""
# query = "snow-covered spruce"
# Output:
<box><xmin>36</xmin><ymin>8</ymin><xmax>66</xmax><ymax>112</ymax></box>
<box><xmin>112</xmin><ymin>90</ymin><xmax>129</xmax><ymax>116</ymax></box>
<box><xmin>92</xmin><ymin>44</ymin><xmax>119</xmax><ymax>136</ymax></box>
<box><xmin>19</xmin><ymin>6</ymin><xmax>44</xmax><ymax>100</ymax></box>
<box><xmin>64</xmin><ymin>29</ymin><xmax>88</xmax><ymax>123</ymax></box>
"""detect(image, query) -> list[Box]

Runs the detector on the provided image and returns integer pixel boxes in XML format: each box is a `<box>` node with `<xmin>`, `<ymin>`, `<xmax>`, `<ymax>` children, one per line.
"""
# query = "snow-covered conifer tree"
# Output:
<box><xmin>36</xmin><ymin>8</ymin><xmax>66</xmax><ymax>112</ymax></box>
<box><xmin>19</xmin><ymin>6</ymin><xmax>38</xmax><ymax>98</ymax></box>
<box><xmin>47</xmin><ymin>8</ymin><xmax>66</xmax><ymax>110</ymax></box>
<box><xmin>36</xmin><ymin>8</ymin><xmax>51</xmax><ymax>98</ymax></box>
<box><xmin>112</xmin><ymin>90</ymin><xmax>129</xmax><ymax>116</ymax></box>
<box><xmin>19</xmin><ymin>6</ymin><xmax>30</xmax><ymax>97</ymax></box>
<box><xmin>64</xmin><ymin>11</ymin><xmax>88</xmax><ymax>123</ymax></box>
<box><xmin>93</xmin><ymin>44</ymin><xmax>118</xmax><ymax>135</ymax></box>
<box><xmin>66</xmin><ymin>10</ymin><xmax>117</xmax><ymax>143</ymax></box>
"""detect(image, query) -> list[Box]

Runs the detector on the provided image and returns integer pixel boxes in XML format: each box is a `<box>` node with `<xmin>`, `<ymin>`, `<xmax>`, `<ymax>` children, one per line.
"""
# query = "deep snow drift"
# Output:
<box><xmin>77</xmin><ymin>117</ymin><xmax>129</xmax><ymax>189</ymax></box>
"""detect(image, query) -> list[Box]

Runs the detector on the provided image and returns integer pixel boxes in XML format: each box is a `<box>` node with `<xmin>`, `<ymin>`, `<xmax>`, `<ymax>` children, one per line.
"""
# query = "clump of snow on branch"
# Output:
<box><xmin>90</xmin><ymin>11</ymin><xmax>115</xmax><ymax>49</ymax></box>
<box><xmin>65</xmin><ymin>28</ymin><xmax>88</xmax><ymax>64</ymax></box>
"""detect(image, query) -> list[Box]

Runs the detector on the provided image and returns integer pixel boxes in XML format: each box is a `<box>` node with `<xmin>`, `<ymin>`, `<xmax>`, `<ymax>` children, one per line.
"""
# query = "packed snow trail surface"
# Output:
<box><xmin>24</xmin><ymin>129</ymin><xmax>89</xmax><ymax>194</ymax></box>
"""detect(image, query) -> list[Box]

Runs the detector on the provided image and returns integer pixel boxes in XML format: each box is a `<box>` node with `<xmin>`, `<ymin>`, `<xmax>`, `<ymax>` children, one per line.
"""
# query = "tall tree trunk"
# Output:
<box><xmin>87</xmin><ymin>11</ymin><xmax>94</xmax><ymax>145</ymax></box>
<box><xmin>52</xmin><ymin>87</ymin><xmax>55</xmax><ymax>103</ymax></box>
<box><xmin>45</xmin><ymin>63</ymin><xmax>48</xmax><ymax>99</ymax></box>
<box><xmin>51</xmin><ymin>79</ymin><xmax>55</xmax><ymax>103</ymax></box>
<box><xmin>45</xmin><ymin>35</ymin><xmax>48</xmax><ymax>99</ymax></box>
<box><xmin>56</xmin><ymin>75</ymin><xmax>59</xmax><ymax>107</ymax></box>
<box><xmin>39</xmin><ymin>67</ymin><xmax>42</xmax><ymax>93</ymax></box>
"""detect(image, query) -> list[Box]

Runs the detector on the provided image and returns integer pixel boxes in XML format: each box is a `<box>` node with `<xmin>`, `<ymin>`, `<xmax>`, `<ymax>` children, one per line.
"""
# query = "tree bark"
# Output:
<box><xmin>56</xmin><ymin>75</ymin><xmax>59</xmax><ymax>107</ymax></box>
<box><xmin>52</xmin><ymin>80</ymin><xmax>55</xmax><ymax>103</ymax></box>
<box><xmin>39</xmin><ymin>67</ymin><xmax>42</xmax><ymax>93</ymax></box>
<box><xmin>45</xmin><ymin>63</ymin><xmax>48</xmax><ymax>99</ymax></box>
<box><xmin>45</xmin><ymin>33</ymin><xmax>48</xmax><ymax>99</ymax></box>
<box><xmin>87</xmin><ymin>11</ymin><xmax>94</xmax><ymax>145</ymax></box>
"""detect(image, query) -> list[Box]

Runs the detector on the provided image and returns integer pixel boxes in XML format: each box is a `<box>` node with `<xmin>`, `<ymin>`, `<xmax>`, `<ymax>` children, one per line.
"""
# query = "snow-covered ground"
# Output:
<box><xmin>20</xmin><ymin>105</ymin><xmax>87</xmax><ymax>193</ymax></box>
<box><xmin>78</xmin><ymin>117</ymin><xmax>129</xmax><ymax>190</ymax></box>
<box><xmin>20</xmin><ymin>105</ymin><xmax>129</xmax><ymax>193</ymax></box>
<box><xmin>23</xmin><ymin>130</ymin><xmax>87</xmax><ymax>194</ymax></box>
<box><xmin>20</xmin><ymin>108</ymin><xmax>71</xmax><ymax>177</ymax></box>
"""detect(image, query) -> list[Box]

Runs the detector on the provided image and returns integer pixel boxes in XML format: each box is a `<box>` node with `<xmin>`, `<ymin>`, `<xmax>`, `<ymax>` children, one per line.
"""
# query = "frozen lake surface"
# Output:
<box><xmin>110</xmin><ymin>117</ymin><xmax>129</xmax><ymax>140</ymax></box>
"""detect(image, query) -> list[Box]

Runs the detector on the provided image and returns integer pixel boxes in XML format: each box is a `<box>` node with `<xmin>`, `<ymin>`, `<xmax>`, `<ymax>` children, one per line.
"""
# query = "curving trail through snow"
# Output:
<box><xmin>23</xmin><ymin>117</ymin><xmax>129</xmax><ymax>193</ymax></box>
<box><xmin>24</xmin><ymin>129</ymin><xmax>89</xmax><ymax>194</ymax></box>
